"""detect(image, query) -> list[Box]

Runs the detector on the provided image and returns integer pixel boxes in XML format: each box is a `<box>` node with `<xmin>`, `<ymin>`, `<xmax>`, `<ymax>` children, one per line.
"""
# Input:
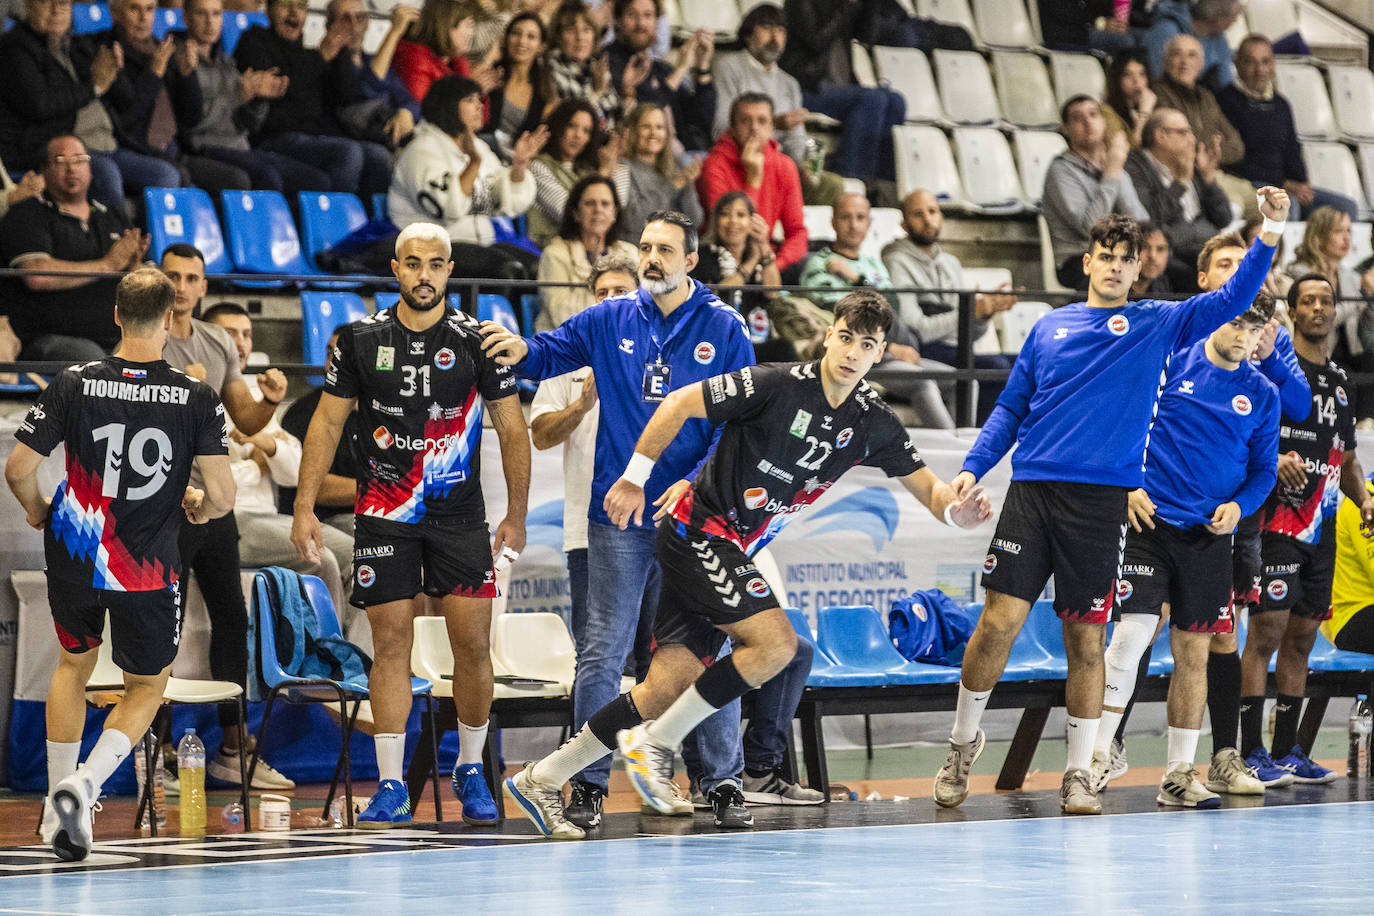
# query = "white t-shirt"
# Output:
<box><xmin>530</xmin><ymin>369</ymin><xmax>598</xmax><ymax>552</ymax></box>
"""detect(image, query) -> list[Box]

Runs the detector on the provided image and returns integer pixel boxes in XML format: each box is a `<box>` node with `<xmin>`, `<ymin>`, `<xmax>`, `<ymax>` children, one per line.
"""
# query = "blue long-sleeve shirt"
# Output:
<box><xmin>517</xmin><ymin>280</ymin><xmax>754</xmax><ymax>528</ymax></box>
<box><xmin>962</xmin><ymin>237</ymin><xmax>1276</xmax><ymax>487</ymax></box>
<box><xmin>1144</xmin><ymin>340</ymin><xmax>1280</xmax><ymax>528</ymax></box>
<box><xmin>1255</xmin><ymin>324</ymin><xmax>1311</xmax><ymax>420</ymax></box>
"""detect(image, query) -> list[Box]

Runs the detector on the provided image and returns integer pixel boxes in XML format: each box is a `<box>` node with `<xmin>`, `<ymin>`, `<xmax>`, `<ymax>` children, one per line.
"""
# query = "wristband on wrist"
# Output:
<box><xmin>943</xmin><ymin>502</ymin><xmax>959</xmax><ymax>527</ymax></box>
<box><xmin>622</xmin><ymin>452</ymin><xmax>655</xmax><ymax>488</ymax></box>
<box><xmin>1257</xmin><ymin>193</ymin><xmax>1285</xmax><ymax>235</ymax></box>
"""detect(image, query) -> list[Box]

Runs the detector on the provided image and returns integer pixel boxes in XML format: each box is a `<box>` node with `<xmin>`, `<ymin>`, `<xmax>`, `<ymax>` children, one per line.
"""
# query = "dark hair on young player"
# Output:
<box><xmin>1197</xmin><ymin>230</ymin><xmax>1247</xmax><ymax>274</ymax></box>
<box><xmin>1239</xmin><ymin>292</ymin><xmax>1276</xmax><ymax>326</ymax></box>
<box><xmin>832</xmin><ymin>288</ymin><xmax>894</xmax><ymax>339</ymax></box>
<box><xmin>1088</xmin><ymin>214</ymin><xmax>1145</xmax><ymax>261</ymax></box>
<box><xmin>161</xmin><ymin>242</ymin><xmax>205</xmax><ymax>266</ymax></box>
<box><xmin>644</xmin><ymin>209</ymin><xmax>698</xmax><ymax>254</ymax></box>
<box><xmin>116</xmin><ymin>267</ymin><xmax>175</xmax><ymax>333</ymax></box>
<box><xmin>1288</xmin><ymin>272</ymin><xmax>1335</xmax><ymax>311</ymax></box>
<box><xmin>201</xmin><ymin>302</ymin><xmax>251</xmax><ymax>323</ymax></box>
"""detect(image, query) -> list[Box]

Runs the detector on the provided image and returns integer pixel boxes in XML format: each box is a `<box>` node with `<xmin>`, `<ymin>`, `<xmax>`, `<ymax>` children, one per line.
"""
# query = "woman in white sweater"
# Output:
<box><xmin>535</xmin><ymin>173</ymin><xmax>637</xmax><ymax>330</ymax></box>
<box><xmin>388</xmin><ymin>74</ymin><xmax>548</xmax><ymax>278</ymax></box>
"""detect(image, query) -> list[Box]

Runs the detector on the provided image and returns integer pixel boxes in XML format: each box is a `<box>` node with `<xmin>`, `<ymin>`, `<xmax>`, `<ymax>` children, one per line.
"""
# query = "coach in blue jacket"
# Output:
<box><xmin>482</xmin><ymin>210</ymin><xmax>757</xmax><ymax>825</ymax></box>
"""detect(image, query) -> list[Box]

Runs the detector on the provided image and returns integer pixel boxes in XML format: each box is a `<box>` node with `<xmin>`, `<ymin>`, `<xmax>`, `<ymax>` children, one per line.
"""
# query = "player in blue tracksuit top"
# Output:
<box><xmin>933</xmin><ymin>187</ymin><xmax>1291</xmax><ymax>817</ymax></box>
<box><xmin>481</xmin><ymin>211</ymin><xmax>758</xmax><ymax>826</ymax></box>
<box><xmin>1097</xmin><ymin>296</ymin><xmax>1281</xmax><ymax>809</ymax></box>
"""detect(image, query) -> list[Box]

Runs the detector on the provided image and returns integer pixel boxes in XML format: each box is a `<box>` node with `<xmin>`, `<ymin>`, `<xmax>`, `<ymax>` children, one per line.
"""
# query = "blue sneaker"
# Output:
<box><xmin>1244</xmin><ymin>747</ymin><xmax>1295</xmax><ymax>787</ymax></box>
<box><xmin>452</xmin><ymin>762</ymin><xmax>499</xmax><ymax>825</ymax></box>
<box><xmin>356</xmin><ymin>779</ymin><xmax>412</xmax><ymax>829</ymax></box>
<box><xmin>1274</xmin><ymin>745</ymin><xmax>1337</xmax><ymax>784</ymax></box>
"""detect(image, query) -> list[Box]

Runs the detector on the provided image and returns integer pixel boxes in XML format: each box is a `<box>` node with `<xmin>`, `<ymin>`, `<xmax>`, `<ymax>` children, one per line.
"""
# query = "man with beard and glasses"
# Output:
<box><xmin>481</xmin><ymin>210</ymin><xmax>761</xmax><ymax>833</ymax></box>
<box><xmin>291</xmin><ymin>222</ymin><xmax>531</xmax><ymax>828</ymax></box>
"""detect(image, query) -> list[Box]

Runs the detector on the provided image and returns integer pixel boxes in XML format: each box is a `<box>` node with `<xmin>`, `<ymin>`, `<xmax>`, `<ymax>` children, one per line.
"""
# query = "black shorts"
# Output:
<box><xmin>1232</xmin><ymin>509</ymin><xmax>1263</xmax><ymax>610</ymax></box>
<box><xmin>1257</xmin><ymin>526</ymin><xmax>1336</xmax><ymax>620</ymax></box>
<box><xmin>652</xmin><ymin>520</ymin><xmax>778</xmax><ymax>662</ymax></box>
<box><xmin>351</xmin><ymin>515</ymin><xmax>497</xmax><ymax>608</ymax></box>
<box><xmin>1115</xmin><ymin>520</ymin><xmax>1235</xmax><ymax>633</ymax></box>
<box><xmin>45</xmin><ymin>552</ymin><xmax>182</xmax><ymax>677</ymax></box>
<box><xmin>981</xmin><ymin>480</ymin><xmax>1129</xmax><ymax>623</ymax></box>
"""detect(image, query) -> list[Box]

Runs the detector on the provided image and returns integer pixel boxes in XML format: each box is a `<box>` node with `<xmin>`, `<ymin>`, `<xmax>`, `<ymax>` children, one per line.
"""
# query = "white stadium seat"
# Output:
<box><xmin>303</xmin><ymin>10</ymin><xmax>326</xmax><ymax>49</ymax></box>
<box><xmin>951</xmin><ymin>127</ymin><xmax>1025</xmax><ymax>214</ymax></box>
<box><xmin>893</xmin><ymin>125</ymin><xmax>966</xmax><ymax>208</ymax></box>
<box><xmin>804</xmin><ymin>205</ymin><xmax>835</xmax><ymax>245</ymax></box>
<box><xmin>916</xmin><ymin>0</ymin><xmax>979</xmax><ymax>45</ymax></box>
<box><xmin>1303</xmin><ymin>142</ymin><xmax>1369</xmax><ymax>215</ymax></box>
<box><xmin>932</xmin><ymin>49</ymin><xmax>1000</xmax><ymax>126</ymax></box>
<box><xmin>1350</xmin><ymin>222</ymin><xmax>1373</xmax><ymax>274</ymax></box>
<box><xmin>1356</xmin><ymin>145</ymin><xmax>1374</xmax><ymax>221</ymax></box>
<box><xmin>1245</xmin><ymin>0</ymin><xmax>1300</xmax><ymax>41</ymax></box>
<box><xmin>1328</xmin><ymin>65</ymin><xmax>1374</xmax><ymax>141</ymax></box>
<box><xmin>971</xmin><ymin>0</ymin><xmax>1036</xmax><ymax>49</ymax></box>
<box><xmin>676</xmin><ymin>0</ymin><xmax>742</xmax><ymax>38</ymax></box>
<box><xmin>1048</xmin><ymin>51</ymin><xmax>1105</xmax><ymax>110</ymax></box>
<box><xmin>872</xmin><ymin>46</ymin><xmax>946</xmax><ymax>124</ymax></box>
<box><xmin>999</xmin><ymin>301</ymin><xmax>1052</xmax><ymax>354</ymax></box>
<box><xmin>1012</xmin><ymin>129</ymin><xmax>1067</xmax><ymax>209</ymax></box>
<box><xmin>1036</xmin><ymin>214</ymin><xmax>1072</xmax><ymax>293</ymax></box>
<box><xmin>991</xmin><ymin>51</ymin><xmax>1058</xmax><ymax>130</ymax></box>
<box><xmin>1274</xmin><ymin>61</ymin><xmax>1337</xmax><ymax>141</ymax></box>
<box><xmin>861</xmin><ymin>207</ymin><xmax>906</xmax><ymax>260</ymax></box>
<box><xmin>851</xmin><ymin>40</ymin><xmax>879</xmax><ymax>90</ymax></box>
<box><xmin>962</xmin><ymin>267</ymin><xmax>1015</xmax><ymax>354</ymax></box>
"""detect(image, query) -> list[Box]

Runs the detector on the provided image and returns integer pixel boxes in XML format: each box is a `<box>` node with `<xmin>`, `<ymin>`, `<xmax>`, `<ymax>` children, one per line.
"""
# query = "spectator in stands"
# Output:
<box><xmin>0</xmin><ymin>135</ymin><xmax>144</xmax><ymax>360</ymax></box>
<box><xmin>170</xmin><ymin>0</ymin><xmax>331</xmax><ymax>195</ymax></box>
<box><xmin>201</xmin><ymin>301</ymin><xmax>355</xmax><ymax>619</ymax></box>
<box><xmin>1129</xmin><ymin>222</ymin><xmax>1173</xmax><ymax>298</ymax></box>
<box><xmin>798</xmin><ymin>192</ymin><xmax>955</xmax><ymax>429</ymax></box>
<box><xmin>618</xmin><ymin>101</ymin><xmax>702</xmax><ymax>243</ymax></box>
<box><xmin>711</xmin><ymin>3</ymin><xmax>842</xmax><ymax>205</ymax></box>
<box><xmin>393</xmin><ymin>0</ymin><xmax>484</xmax><ymax>105</ymax></box>
<box><xmin>1038</xmin><ymin>0</ymin><xmax>1141</xmax><ymax>55</ymax></box>
<box><xmin>0</xmin><ymin>0</ymin><xmax>139</xmax><ymax>209</ymax></box>
<box><xmin>234</xmin><ymin>0</ymin><xmax>392</xmax><ymax>197</ymax></box>
<box><xmin>1144</xmin><ymin>0</ymin><xmax>1242</xmax><ymax>89</ymax></box>
<box><xmin>1102</xmin><ymin>48</ymin><xmax>1156</xmax><ymax>149</ymax></box>
<box><xmin>1241</xmin><ymin>214</ymin><xmax>1294</xmax><ymax>302</ymax></box>
<box><xmin>690</xmin><ymin>189</ymin><xmax>804</xmax><ymax>362</ymax></box>
<box><xmin>158</xmin><ymin>242</ymin><xmax>296</xmax><ymax>791</ymax></box>
<box><xmin>546</xmin><ymin>1</ymin><xmax>624</xmax><ymax>126</ymax></box>
<box><xmin>1152</xmin><ymin>34</ymin><xmax>1244</xmax><ymax>167</ymax></box>
<box><xmin>1217</xmin><ymin>34</ymin><xmax>1358</xmax><ymax>221</ymax></box>
<box><xmin>606</xmin><ymin>0</ymin><xmax>716</xmax><ymax>152</ymax></box>
<box><xmin>1125</xmin><ymin>108</ymin><xmax>1231</xmax><ymax>290</ymax></box>
<box><xmin>1284</xmin><ymin>207</ymin><xmax>1374</xmax><ymax>363</ymax></box>
<box><xmin>882</xmin><ymin>188</ymin><xmax>1015</xmax><ymax>424</ymax></box>
<box><xmin>482</xmin><ymin>12</ymin><xmax>552</xmax><ymax>159</ymax></box>
<box><xmin>536</xmin><ymin>174</ymin><xmax>636</xmax><ymax>330</ymax></box>
<box><xmin>327</xmin><ymin>0</ymin><xmax>420</xmax><ymax>151</ymax></box>
<box><xmin>389</xmin><ymin>74</ymin><xmax>545</xmax><ymax>278</ymax></box>
<box><xmin>1042</xmin><ymin>95</ymin><xmax>1148</xmax><ymax>289</ymax></box>
<box><xmin>465</xmin><ymin>0</ymin><xmax>517</xmax><ymax>69</ymax></box>
<box><xmin>698</xmin><ymin>92</ymin><xmax>807</xmax><ymax>274</ymax></box>
<box><xmin>528</xmin><ymin>98</ymin><xmax>628</xmax><ymax>247</ymax></box>
<box><xmin>0</xmin><ymin>154</ymin><xmax>43</xmax><ymax>220</ymax></box>
<box><xmin>777</xmin><ymin>0</ymin><xmax>905</xmax><ymax>185</ymax></box>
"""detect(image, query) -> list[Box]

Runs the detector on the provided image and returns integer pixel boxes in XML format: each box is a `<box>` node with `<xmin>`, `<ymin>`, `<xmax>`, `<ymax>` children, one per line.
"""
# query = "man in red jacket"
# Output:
<box><xmin>698</xmin><ymin>92</ymin><xmax>808</xmax><ymax>272</ymax></box>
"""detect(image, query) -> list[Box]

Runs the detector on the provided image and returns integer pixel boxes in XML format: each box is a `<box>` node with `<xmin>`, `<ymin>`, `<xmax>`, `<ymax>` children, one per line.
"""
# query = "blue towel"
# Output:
<box><xmin>248</xmin><ymin>567</ymin><xmax>371</xmax><ymax>702</ymax></box>
<box><xmin>889</xmin><ymin>589</ymin><xmax>975</xmax><ymax>667</ymax></box>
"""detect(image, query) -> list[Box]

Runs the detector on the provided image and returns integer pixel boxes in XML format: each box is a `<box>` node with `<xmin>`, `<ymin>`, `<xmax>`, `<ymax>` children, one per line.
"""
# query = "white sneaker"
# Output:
<box><xmin>1205</xmin><ymin>748</ymin><xmax>1265</xmax><ymax>795</ymax></box>
<box><xmin>502</xmin><ymin>763</ymin><xmax>584</xmax><ymax>840</ymax></box>
<box><xmin>50</xmin><ymin>771</ymin><xmax>99</xmax><ymax>861</ymax></box>
<box><xmin>1158</xmin><ymin>763</ymin><xmax>1222</xmax><ymax>808</ymax></box>
<box><xmin>1060</xmin><ymin>768</ymin><xmax>1102</xmax><ymax>815</ymax></box>
<box><xmin>1108</xmin><ymin>739</ymin><xmax>1129</xmax><ymax>781</ymax></box>
<box><xmin>1089</xmin><ymin>750</ymin><xmax>1113</xmax><ymax>793</ymax></box>
<box><xmin>617</xmin><ymin>723</ymin><xmax>678</xmax><ymax>815</ymax></box>
<box><xmin>210</xmin><ymin>748</ymin><xmax>296</xmax><ymax>790</ymax></box>
<box><xmin>38</xmin><ymin>796</ymin><xmax>59</xmax><ymax>844</ymax></box>
<box><xmin>741</xmin><ymin>768</ymin><xmax>825</xmax><ymax>806</ymax></box>
<box><xmin>934</xmin><ymin>729</ymin><xmax>985</xmax><ymax>809</ymax></box>
<box><xmin>641</xmin><ymin>780</ymin><xmax>694</xmax><ymax>816</ymax></box>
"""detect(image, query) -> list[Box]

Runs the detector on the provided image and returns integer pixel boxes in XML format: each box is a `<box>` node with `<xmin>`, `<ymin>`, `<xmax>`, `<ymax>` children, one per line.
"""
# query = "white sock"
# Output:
<box><xmin>1167</xmin><ymin>726</ymin><xmax>1200</xmax><ymax>771</ymax></box>
<box><xmin>951</xmin><ymin>683</ymin><xmax>992</xmax><ymax>745</ymax></box>
<box><xmin>529</xmin><ymin>728</ymin><xmax>612</xmax><ymax>787</ymax></box>
<box><xmin>644</xmin><ymin>686</ymin><xmax>717</xmax><ymax>748</ymax></box>
<box><xmin>47</xmin><ymin>740</ymin><xmax>80</xmax><ymax>791</ymax></box>
<box><xmin>457</xmin><ymin>720</ymin><xmax>488</xmax><ymax>767</ymax></box>
<box><xmin>81</xmin><ymin>729</ymin><xmax>133</xmax><ymax>791</ymax></box>
<box><xmin>1095</xmin><ymin>709</ymin><xmax>1124</xmax><ymax>756</ymax></box>
<box><xmin>375</xmin><ymin>733</ymin><xmax>405</xmax><ymax>784</ymax></box>
<box><xmin>1065</xmin><ymin>715</ymin><xmax>1099</xmax><ymax>773</ymax></box>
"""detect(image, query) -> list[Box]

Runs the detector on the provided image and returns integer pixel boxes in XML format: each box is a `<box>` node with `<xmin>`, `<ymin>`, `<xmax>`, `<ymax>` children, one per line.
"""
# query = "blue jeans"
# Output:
<box><xmin>20</xmin><ymin>334</ymin><xmax>107</xmax><ymax>362</ymax></box>
<box><xmin>742</xmin><ymin>638</ymin><xmax>813</xmax><ymax>773</ymax></box>
<box><xmin>573</xmin><ymin>521</ymin><xmax>742</xmax><ymax>792</ymax></box>
<box><xmin>802</xmin><ymin>83</ymin><xmax>905</xmax><ymax>182</ymax></box>
<box><xmin>259</xmin><ymin>133</ymin><xmax>391</xmax><ymax>197</ymax></box>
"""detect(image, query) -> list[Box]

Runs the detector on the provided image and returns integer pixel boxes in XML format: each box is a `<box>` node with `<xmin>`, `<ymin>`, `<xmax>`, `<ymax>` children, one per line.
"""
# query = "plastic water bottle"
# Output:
<box><xmin>1348</xmin><ymin>695</ymin><xmax>1372</xmax><ymax>778</ymax></box>
<box><xmin>133</xmin><ymin>740</ymin><xmax>167</xmax><ymax>827</ymax></box>
<box><xmin>177</xmin><ymin>729</ymin><xmax>207</xmax><ymax>834</ymax></box>
<box><xmin>220</xmin><ymin>802</ymin><xmax>246</xmax><ymax>834</ymax></box>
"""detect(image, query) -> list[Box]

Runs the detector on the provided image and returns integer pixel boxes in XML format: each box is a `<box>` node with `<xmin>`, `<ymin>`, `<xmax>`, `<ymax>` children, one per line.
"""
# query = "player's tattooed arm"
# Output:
<box><xmin>605</xmin><ymin>384</ymin><xmax>709</xmax><ymax>529</ymax></box>
<box><xmin>1340</xmin><ymin>450</ymin><xmax>1374</xmax><ymax>537</ymax></box>
<box><xmin>1126</xmin><ymin>488</ymin><xmax>1156</xmax><ymax>532</ymax></box>
<box><xmin>897</xmin><ymin>467</ymin><xmax>991</xmax><ymax>528</ymax></box>
<box><xmin>4</xmin><ymin>442</ymin><xmax>49</xmax><ymax>530</ymax></box>
<box><xmin>488</xmin><ymin>393</ymin><xmax>530</xmax><ymax>559</ymax></box>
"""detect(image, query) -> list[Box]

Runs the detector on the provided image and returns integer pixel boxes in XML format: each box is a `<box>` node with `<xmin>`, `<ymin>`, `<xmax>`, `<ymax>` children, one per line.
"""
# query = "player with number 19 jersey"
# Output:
<box><xmin>326</xmin><ymin>306</ymin><xmax>516</xmax><ymax>524</ymax></box>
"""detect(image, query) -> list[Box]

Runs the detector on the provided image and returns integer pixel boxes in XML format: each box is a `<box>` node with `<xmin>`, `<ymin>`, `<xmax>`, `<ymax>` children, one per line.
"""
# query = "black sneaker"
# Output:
<box><xmin>565</xmin><ymin>781</ymin><xmax>605</xmax><ymax>829</ymax></box>
<box><xmin>708</xmin><ymin>784</ymin><xmax>754</xmax><ymax>829</ymax></box>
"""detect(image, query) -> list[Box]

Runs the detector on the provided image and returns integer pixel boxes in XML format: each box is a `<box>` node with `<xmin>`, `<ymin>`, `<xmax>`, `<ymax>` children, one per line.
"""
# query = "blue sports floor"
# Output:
<box><xmin>1</xmin><ymin>784</ymin><xmax>1372</xmax><ymax>914</ymax></box>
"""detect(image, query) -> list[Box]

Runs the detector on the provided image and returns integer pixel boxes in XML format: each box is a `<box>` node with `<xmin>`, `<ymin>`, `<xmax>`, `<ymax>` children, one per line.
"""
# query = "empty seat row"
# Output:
<box><xmin>893</xmin><ymin>124</ymin><xmax>1066</xmax><ymax>214</ymax></box>
<box><xmin>1275</xmin><ymin>60</ymin><xmax>1374</xmax><ymax>143</ymax></box>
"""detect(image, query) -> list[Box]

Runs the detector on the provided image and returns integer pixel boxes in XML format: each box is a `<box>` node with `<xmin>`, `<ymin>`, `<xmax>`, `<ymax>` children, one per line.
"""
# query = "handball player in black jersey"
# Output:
<box><xmin>6</xmin><ymin>269</ymin><xmax>236</xmax><ymax>860</ymax></box>
<box><xmin>504</xmin><ymin>289</ymin><xmax>991</xmax><ymax>838</ymax></box>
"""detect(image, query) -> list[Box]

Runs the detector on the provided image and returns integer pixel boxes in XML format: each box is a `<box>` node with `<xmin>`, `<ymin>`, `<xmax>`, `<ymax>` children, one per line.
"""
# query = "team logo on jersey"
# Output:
<box><xmin>410</xmin><ymin>341</ymin><xmax>425</xmax><ymax>355</ymax></box>
<box><xmin>1053</xmin><ymin>327</ymin><xmax>1068</xmax><ymax>340</ymax></box>
<box><xmin>1337</xmin><ymin>386</ymin><xmax>1349</xmax><ymax>406</ymax></box>
<box><xmin>373</xmin><ymin>426</ymin><xmax>395</xmax><ymax>449</ymax></box>
<box><xmin>620</xmin><ymin>338</ymin><xmax>635</xmax><ymax>354</ymax></box>
<box><xmin>376</xmin><ymin>346</ymin><xmax>395</xmax><ymax>370</ymax></box>
<box><xmin>911</xmin><ymin>602</ymin><xmax>928</xmax><ymax>622</ymax></box>
<box><xmin>745</xmin><ymin>577</ymin><xmax>771</xmax><ymax>598</ymax></box>
<box><xmin>744</xmin><ymin>487</ymin><xmax>768</xmax><ymax>509</ymax></box>
<box><xmin>983</xmin><ymin>554</ymin><xmax>997</xmax><ymax>574</ymax></box>
<box><xmin>1117</xmin><ymin>579</ymin><xmax>1133</xmax><ymax>601</ymax></box>
<box><xmin>695</xmin><ymin>342</ymin><xmax>716</xmax><ymax>364</ymax></box>
<box><xmin>1179</xmin><ymin>380</ymin><xmax>1194</xmax><ymax>394</ymax></box>
<box><xmin>748</xmin><ymin>307</ymin><xmax>769</xmax><ymax>337</ymax></box>
<box><xmin>789</xmin><ymin>409</ymin><xmax>812</xmax><ymax>438</ymax></box>
<box><xmin>357</xmin><ymin>565</ymin><xmax>376</xmax><ymax>588</ymax></box>
<box><xmin>836</xmin><ymin>427</ymin><xmax>853</xmax><ymax>448</ymax></box>
<box><xmin>434</xmin><ymin>347</ymin><xmax>456</xmax><ymax>370</ymax></box>
<box><xmin>1267</xmin><ymin>579</ymin><xmax>1288</xmax><ymax>601</ymax></box>
<box><xmin>1232</xmin><ymin>394</ymin><xmax>1252</xmax><ymax>416</ymax></box>
<box><xmin>1107</xmin><ymin>315</ymin><xmax>1130</xmax><ymax>336</ymax></box>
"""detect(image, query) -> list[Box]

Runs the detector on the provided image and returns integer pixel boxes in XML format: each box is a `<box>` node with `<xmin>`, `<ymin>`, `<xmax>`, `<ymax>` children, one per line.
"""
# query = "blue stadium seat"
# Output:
<box><xmin>965</xmin><ymin>602</ymin><xmax>1063</xmax><ymax>681</ymax></box>
<box><xmin>298</xmin><ymin>191</ymin><xmax>369</xmax><ymax>271</ymax></box>
<box><xmin>72</xmin><ymin>3</ymin><xmax>109</xmax><ymax>34</ymax></box>
<box><xmin>220</xmin><ymin>190</ymin><xmax>322</xmax><ymax>284</ymax></box>
<box><xmin>220</xmin><ymin>10</ymin><xmax>266</xmax><ymax>53</ymax></box>
<box><xmin>1308</xmin><ymin>630</ymin><xmax>1373</xmax><ymax>672</ymax></box>
<box><xmin>1147</xmin><ymin>622</ymin><xmax>1175</xmax><ymax>676</ymax></box>
<box><xmin>477</xmin><ymin>294</ymin><xmax>519</xmax><ymax>333</ymax></box>
<box><xmin>373</xmin><ymin>291</ymin><xmax>400</xmax><ymax>311</ymax></box>
<box><xmin>785</xmin><ymin>608</ymin><xmax>869</xmax><ymax>687</ymax></box>
<box><xmin>817</xmin><ymin>605</ymin><xmax>961</xmax><ymax>685</ymax></box>
<box><xmin>1021</xmin><ymin>599</ymin><xmax>1073</xmax><ymax>676</ymax></box>
<box><xmin>143</xmin><ymin>187</ymin><xmax>232</xmax><ymax>274</ymax></box>
<box><xmin>300</xmin><ymin>291</ymin><xmax>367</xmax><ymax>384</ymax></box>
<box><xmin>371</xmin><ymin>192</ymin><xmax>389</xmax><ymax>220</ymax></box>
<box><xmin>152</xmin><ymin>6</ymin><xmax>182</xmax><ymax>38</ymax></box>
